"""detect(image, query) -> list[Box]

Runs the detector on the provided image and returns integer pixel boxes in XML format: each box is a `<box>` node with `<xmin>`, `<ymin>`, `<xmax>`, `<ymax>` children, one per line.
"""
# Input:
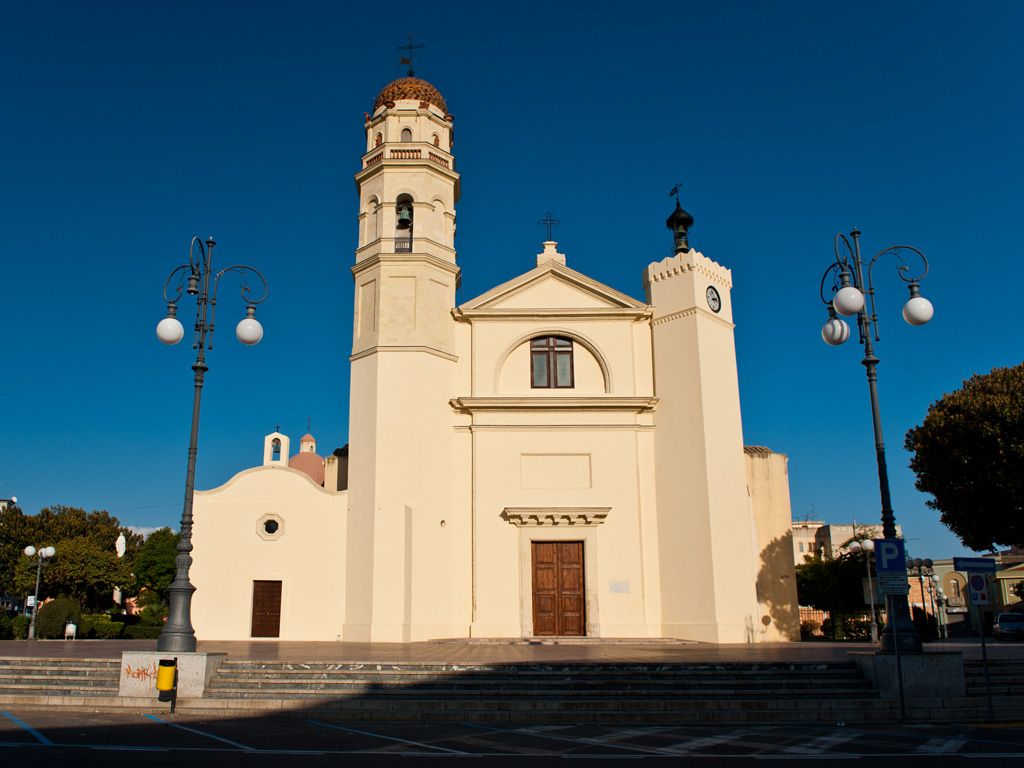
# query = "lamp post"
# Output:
<box><xmin>23</xmin><ymin>545</ymin><xmax>55</xmax><ymax>640</ymax></box>
<box><xmin>910</xmin><ymin>557</ymin><xmax>935</xmax><ymax>640</ymax></box>
<box><xmin>848</xmin><ymin>539</ymin><xmax>879</xmax><ymax>642</ymax></box>
<box><xmin>155</xmin><ymin>236</ymin><xmax>267</xmax><ymax>652</ymax></box>
<box><xmin>935</xmin><ymin>583</ymin><xmax>947</xmax><ymax>639</ymax></box>
<box><xmin>819</xmin><ymin>228</ymin><xmax>933</xmax><ymax>652</ymax></box>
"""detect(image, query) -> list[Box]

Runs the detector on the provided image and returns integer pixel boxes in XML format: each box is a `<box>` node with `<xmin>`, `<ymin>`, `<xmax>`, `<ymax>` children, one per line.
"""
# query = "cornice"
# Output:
<box><xmin>644</xmin><ymin>249</ymin><xmax>733</xmax><ymax>290</ymax></box>
<box><xmin>502</xmin><ymin>507</ymin><xmax>610</xmax><ymax>527</ymax></box>
<box><xmin>352</xmin><ymin>251</ymin><xmax>461</xmax><ymax>279</ymax></box>
<box><xmin>651</xmin><ymin>306</ymin><xmax>735</xmax><ymax>330</ymax></box>
<box><xmin>355</xmin><ymin>156</ymin><xmax>460</xmax><ymax>184</ymax></box>
<box><xmin>449</xmin><ymin>396</ymin><xmax>658</xmax><ymax>413</ymax></box>
<box><xmin>352</xmin><ymin>345</ymin><xmax>459</xmax><ymax>363</ymax></box>
<box><xmin>452</xmin><ymin>307</ymin><xmax>651</xmax><ymax>322</ymax></box>
<box><xmin>460</xmin><ymin>261</ymin><xmax>647</xmax><ymax>312</ymax></box>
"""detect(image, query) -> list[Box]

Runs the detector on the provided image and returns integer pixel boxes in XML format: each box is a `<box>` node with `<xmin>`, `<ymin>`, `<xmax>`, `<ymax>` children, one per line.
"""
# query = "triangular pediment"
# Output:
<box><xmin>461</xmin><ymin>261</ymin><xmax>647</xmax><ymax>312</ymax></box>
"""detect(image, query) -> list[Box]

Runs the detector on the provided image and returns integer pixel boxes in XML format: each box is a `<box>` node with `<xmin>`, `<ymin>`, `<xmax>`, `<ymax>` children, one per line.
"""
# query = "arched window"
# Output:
<box><xmin>531</xmin><ymin>336</ymin><xmax>574</xmax><ymax>388</ymax></box>
<box><xmin>400</xmin><ymin>127</ymin><xmax>413</xmax><ymax>142</ymax></box>
<box><xmin>374</xmin><ymin>132</ymin><xmax>382</xmax><ymax>147</ymax></box>
<box><xmin>432</xmin><ymin>133</ymin><xmax>440</xmax><ymax>147</ymax></box>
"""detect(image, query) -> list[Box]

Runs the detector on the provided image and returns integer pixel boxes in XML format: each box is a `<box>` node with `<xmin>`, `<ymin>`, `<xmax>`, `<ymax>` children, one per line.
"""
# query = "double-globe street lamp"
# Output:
<box><xmin>155</xmin><ymin>236</ymin><xmax>267</xmax><ymax>653</ymax></box>
<box><xmin>848</xmin><ymin>538</ymin><xmax>879</xmax><ymax>642</ymax></box>
<box><xmin>23</xmin><ymin>545</ymin><xmax>55</xmax><ymax>640</ymax></box>
<box><xmin>909</xmin><ymin>557</ymin><xmax>936</xmax><ymax>640</ymax></box>
<box><xmin>819</xmin><ymin>228</ymin><xmax>933</xmax><ymax>652</ymax></box>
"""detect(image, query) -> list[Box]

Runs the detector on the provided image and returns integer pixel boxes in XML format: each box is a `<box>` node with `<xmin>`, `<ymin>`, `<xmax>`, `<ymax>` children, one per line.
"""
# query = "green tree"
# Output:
<box><xmin>16</xmin><ymin>536</ymin><xmax>131</xmax><ymax>612</ymax></box>
<box><xmin>131</xmin><ymin>527</ymin><xmax>179</xmax><ymax>603</ymax></box>
<box><xmin>905</xmin><ymin>363</ymin><xmax>1024</xmax><ymax>551</ymax></box>
<box><xmin>795</xmin><ymin>553</ymin><xmax>869</xmax><ymax>638</ymax></box>
<box><xmin>0</xmin><ymin>503</ymin><xmax>34</xmax><ymax>593</ymax></box>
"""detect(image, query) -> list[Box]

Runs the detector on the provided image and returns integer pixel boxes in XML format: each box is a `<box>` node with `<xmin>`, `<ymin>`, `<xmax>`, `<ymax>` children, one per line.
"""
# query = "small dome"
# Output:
<box><xmin>374</xmin><ymin>77</ymin><xmax>448</xmax><ymax>113</ymax></box>
<box><xmin>290</xmin><ymin>451</ymin><xmax>325</xmax><ymax>486</ymax></box>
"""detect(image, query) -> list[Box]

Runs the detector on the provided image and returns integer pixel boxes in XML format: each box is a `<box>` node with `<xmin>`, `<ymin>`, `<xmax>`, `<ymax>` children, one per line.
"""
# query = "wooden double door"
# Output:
<box><xmin>531</xmin><ymin>541</ymin><xmax>585</xmax><ymax>636</ymax></box>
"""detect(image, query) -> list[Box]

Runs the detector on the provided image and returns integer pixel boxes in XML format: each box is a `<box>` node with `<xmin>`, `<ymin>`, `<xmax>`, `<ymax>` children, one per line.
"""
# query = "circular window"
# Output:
<box><xmin>256</xmin><ymin>514</ymin><xmax>285</xmax><ymax>541</ymax></box>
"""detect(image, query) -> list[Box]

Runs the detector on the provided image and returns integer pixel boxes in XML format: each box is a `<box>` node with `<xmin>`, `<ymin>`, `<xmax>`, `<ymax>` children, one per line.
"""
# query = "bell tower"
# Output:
<box><xmin>344</xmin><ymin>75</ymin><xmax>468</xmax><ymax>642</ymax></box>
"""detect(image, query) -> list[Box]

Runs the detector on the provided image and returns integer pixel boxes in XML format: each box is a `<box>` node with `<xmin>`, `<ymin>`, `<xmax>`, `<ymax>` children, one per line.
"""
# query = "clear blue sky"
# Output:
<box><xmin>2</xmin><ymin>2</ymin><xmax>1021</xmax><ymax>558</ymax></box>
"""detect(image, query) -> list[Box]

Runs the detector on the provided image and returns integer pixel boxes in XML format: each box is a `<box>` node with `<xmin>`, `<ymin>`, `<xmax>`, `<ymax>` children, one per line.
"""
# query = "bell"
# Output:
<box><xmin>396</xmin><ymin>206</ymin><xmax>412</xmax><ymax>229</ymax></box>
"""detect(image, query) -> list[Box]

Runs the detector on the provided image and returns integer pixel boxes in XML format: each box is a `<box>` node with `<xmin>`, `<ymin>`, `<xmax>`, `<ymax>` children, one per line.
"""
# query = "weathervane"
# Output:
<box><xmin>398</xmin><ymin>33</ymin><xmax>425</xmax><ymax>77</ymax></box>
<box><xmin>668</xmin><ymin>183</ymin><xmax>682</xmax><ymax>205</ymax></box>
<box><xmin>538</xmin><ymin>212</ymin><xmax>560</xmax><ymax>241</ymax></box>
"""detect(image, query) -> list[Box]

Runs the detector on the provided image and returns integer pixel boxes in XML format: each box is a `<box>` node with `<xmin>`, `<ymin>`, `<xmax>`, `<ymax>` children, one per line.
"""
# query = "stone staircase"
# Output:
<box><xmin>965</xmin><ymin>658</ymin><xmax>1024</xmax><ymax>697</ymax></box>
<box><xmin>200</xmin><ymin>660</ymin><xmax>883</xmax><ymax>723</ymax></box>
<box><xmin>0</xmin><ymin>657</ymin><xmax>120</xmax><ymax>702</ymax></box>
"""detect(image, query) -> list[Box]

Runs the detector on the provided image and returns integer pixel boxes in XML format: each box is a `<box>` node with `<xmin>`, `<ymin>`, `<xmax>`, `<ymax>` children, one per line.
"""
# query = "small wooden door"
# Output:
<box><xmin>251</xmin><ymin>580</ymin><xmax>282</xmax><ymax>638</ymax></box>
<box><xmin>531</xmin><ymin>541</ymin><xmax>585</xmax><ymax>636</ymax></box>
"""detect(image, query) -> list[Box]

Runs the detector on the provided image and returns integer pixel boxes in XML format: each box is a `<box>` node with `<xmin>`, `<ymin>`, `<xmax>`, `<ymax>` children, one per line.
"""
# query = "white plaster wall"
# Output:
<box><xmin>191</xmin><ymin>468</ymin><xmax>348</xmax><ymax>641</ymax></box>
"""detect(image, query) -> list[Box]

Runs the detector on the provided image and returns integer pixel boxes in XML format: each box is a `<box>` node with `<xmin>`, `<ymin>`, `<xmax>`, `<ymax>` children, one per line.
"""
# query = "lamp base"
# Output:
<box><xmin>880</xmin><ymin>595</ymin><xmax>923</xmax><ymax>652</ymax></box>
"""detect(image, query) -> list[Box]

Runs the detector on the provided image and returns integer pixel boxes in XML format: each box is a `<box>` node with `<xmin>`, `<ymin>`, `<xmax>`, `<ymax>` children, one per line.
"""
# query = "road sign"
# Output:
<box><xmin>953</xmin><ymin>556</ymin><xmax>997</xmax><ymax>574</ymax></box>
<box><xmin>968</xmin><ymin>573</ymin><xmax>990</xmax><ymax>606</ymax></box>
<box><xmin>874</xmin><ymin>539</ymin><xmax>907</xmax><ymax>574</ymax></box>
<box><xmin>878</xmin><ymin>573</ymin><xmax>910</xmax><ymax>595</ymax></box>
<box><xmin>26</xmin><ymin>596</ymin><xmax>36</xmax><ymax>607</ymax></box>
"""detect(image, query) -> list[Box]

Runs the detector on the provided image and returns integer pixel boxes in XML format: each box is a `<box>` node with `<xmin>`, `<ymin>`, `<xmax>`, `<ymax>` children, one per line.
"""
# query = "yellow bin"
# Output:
<box><xmin>156</xmin><ymin>658</ymin><xmax>176</xmax><ymax>700</ymax></box>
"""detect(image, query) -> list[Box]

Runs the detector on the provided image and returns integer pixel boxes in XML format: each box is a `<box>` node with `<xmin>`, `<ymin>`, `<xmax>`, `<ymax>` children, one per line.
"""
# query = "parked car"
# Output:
<box><xmin>993</xmin><ymin>612</ymin><xmax>1024</xmax><ymax>640</ymax></box>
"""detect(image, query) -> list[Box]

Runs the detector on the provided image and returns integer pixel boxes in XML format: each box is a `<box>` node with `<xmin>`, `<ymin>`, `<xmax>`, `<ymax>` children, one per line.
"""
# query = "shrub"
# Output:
<box><xmin>79</xmin><ymin>614</ymin><xmax>123</xmax><ymax>639</ymax></box>
<box><xmin>0</xmin><ymin>613</ymin><xmax>12</xmax><ymax>640</ymax></box>
<box><xmin>124</xmin><ymin>624</ymin><xmax>163</xmax><ymax>639</ymax></box>
<box><xmin>11</xmin><ymin>615</ymin><xmax>29</xmax><ymax>639</ymax></box>
<box><xmin>35</xmin><ymin>597</ymin><xmax>81</xmax><ymax>639</ymax></box>
<box><xmin>800</xmin><ymin>620</ymin><xmax>821</xmax><ymax>640</ymax></box>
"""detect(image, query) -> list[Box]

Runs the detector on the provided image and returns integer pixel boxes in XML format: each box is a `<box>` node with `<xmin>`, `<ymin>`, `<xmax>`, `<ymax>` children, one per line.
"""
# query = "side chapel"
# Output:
<box><xmin>190</xmin><ymin>75</ymin><xmax>799</xmax><ymax>644</ymax></box>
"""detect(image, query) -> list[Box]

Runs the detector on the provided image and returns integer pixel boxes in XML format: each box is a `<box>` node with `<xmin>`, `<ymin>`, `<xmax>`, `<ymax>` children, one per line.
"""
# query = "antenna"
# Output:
<box><xmin>397</xmin><ymin>33</ymin><xmax>425</xmax><ymax>77</ymax></box>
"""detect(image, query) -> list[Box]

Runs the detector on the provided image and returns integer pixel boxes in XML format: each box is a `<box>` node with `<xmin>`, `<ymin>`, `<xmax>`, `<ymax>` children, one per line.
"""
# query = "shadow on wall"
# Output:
<box><xmin>756</xmin><ymin>533</ymin><xmax>801</xmax><ymax>641</ymax></box>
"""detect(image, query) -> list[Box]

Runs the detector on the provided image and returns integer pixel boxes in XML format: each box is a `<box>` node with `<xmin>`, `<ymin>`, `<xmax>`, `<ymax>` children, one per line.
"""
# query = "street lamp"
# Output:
<box><xmin>156</xmin><ymin>236</ymin><xmax>267</xmax><ymax>652</ymax></box>
<box><xmin>23</xmin><ymin>545</ymin><xmax>55</xmax><ymax>640</ymax></box>
<box><xmin>849</xmin><ymin>539</ymin><xmax>879</xmax><ymax>642</ymax></box>
<box><xmin>818</xmin><ymin>228</ymin><xmax>932</xmax><ymax>652</ymax></box>
<box><xmin>910</xmin><ymin>557</ymin><xmax>935</xmax><ymax>640</ymax></box>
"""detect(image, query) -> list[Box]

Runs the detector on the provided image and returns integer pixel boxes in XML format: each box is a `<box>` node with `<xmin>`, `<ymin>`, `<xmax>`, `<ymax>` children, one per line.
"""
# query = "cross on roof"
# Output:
<box><xmin>397</xmin><ymin>33</ymin><xmax>425</xmax><ymax>77</ymax></box>
<box><xmin>537</xmin><ymin>211</ymin><xmax>560</xmax><ymax>241</ymax></box>
<box><xmin>669</xmin><ymin>183</ymin><xmax>682</xmax><ymax>205</ymax></box>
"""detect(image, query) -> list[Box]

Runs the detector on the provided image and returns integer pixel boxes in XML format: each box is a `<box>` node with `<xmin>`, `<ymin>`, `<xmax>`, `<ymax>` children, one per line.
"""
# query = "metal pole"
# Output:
<box><xmin>887</xmin><ymin>594</ymin><xmax>906</xmax><ymax>722</ymax></box>
<box><xmin>27</xmin><ymin>554</ymin><xmax>42</xmax><ymax>641</ymax></box>
<box><xmin>972</xmin><ymin>599</ymin><xmax>994</xmax><ymax>722</ymax></box>
<box><xmin>158</xmin><ymin>239</ymin><xmax>214</xmax><ymax>653</ymax></box>
<box><xmin>865</xmin><ymin>554</ymin><xmax>878</xmax><ymax>643</ymax></box>
<box><xmin>850</xmin><ymin>229</ymin><xmax>922</xmax><ymax>653</ymax></box>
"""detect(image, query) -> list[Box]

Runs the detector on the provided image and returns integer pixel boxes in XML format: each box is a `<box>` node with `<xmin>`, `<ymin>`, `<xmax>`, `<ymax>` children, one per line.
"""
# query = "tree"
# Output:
<box><xmin>15</xmin><ymin>536</ymin><xmax>131</xmax><ymax>612</ymax></box>
<box><xmin>131</xmin><ymin>527</ymin><xmax>178</xmax><ymax>603</ymax></box>
<box><xmin>904</xmin><ymin>363</ymin><xmax>1024</xmax><ymax>551</ymax></box>
<box><xmin>795</xmin><ymin>553</ymin><xmax>869</xmax><ymax>638</ymax></box>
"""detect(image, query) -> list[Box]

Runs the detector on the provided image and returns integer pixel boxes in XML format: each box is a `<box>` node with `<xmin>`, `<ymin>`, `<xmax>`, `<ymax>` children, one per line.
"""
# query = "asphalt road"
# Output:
<box><xmin>2</xmin><ymin>709</ymin><xmax>1023</xmax><ymax>766</ymax></box>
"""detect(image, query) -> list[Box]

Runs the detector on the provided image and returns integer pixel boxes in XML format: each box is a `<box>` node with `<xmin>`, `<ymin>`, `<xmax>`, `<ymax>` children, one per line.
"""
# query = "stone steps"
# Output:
<box><xmin>0</xmin><ymin>658</ymin><xmax>120</xmax><ymax>698</ymax></box>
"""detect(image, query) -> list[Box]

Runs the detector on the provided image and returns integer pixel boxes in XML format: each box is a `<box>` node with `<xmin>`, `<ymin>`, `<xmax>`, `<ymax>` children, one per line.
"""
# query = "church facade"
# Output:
<box><xmin>190</xmin><ymin>76</ymin><xmax>799</xmax><ymax>644</ymax></box>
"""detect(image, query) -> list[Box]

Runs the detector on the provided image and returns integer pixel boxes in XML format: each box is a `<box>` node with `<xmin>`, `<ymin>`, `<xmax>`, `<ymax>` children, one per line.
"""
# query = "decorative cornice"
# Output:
<box><xmin>450</xmin><ymin>396</ymin><xmax>657</xmax><ymax>413</ymax></box>
<box><xmin>352</xmin><ymin>250</ymin><xmax>461</xmax><ymax>278</ymax></box>
<box><xmin>502</xmin><ymin>507</ymin><xmax>610</xmax><ymax>527</ymax></box>
<box><xmin>453</xmin><ymin>307</ymin><xmax>651</xmax><ymax>322</ymax></box>
<box><xmin>352</xmin><ymin>345</ymin><xmax>459</xmax><ymax>363</ymax></box>
<box><xmin>651</xmin><ymin>306</ymin><xmax>735</xmax><ymax>329</ymax></box>
<box><xmin>643</xmin><ymin>249</ymin><xmax>733</xmax><ymax>290</ymax></box>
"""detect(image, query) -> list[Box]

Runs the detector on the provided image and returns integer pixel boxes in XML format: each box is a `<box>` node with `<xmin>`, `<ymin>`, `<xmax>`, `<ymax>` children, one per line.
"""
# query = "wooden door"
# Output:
<box><xmin>250</xmin><ymin>580</ymin><xmax>282</xmax><ymax>638</ymax></box>
<box><xmin>531</xmin><ymin>541</ymin><xmax>585</xmax><ymax>636</ymax></box>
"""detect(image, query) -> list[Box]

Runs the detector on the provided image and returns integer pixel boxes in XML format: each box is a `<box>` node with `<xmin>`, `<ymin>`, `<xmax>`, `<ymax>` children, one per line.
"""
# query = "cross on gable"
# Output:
<box><xmin>537</xmin><ymin>211</ymin><xmax>560</xmax><ymax>241</ymax></box>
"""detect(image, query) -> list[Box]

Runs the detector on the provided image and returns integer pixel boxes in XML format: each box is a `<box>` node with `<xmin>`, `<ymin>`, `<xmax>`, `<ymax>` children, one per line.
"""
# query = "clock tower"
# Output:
<box><xmin>644</xmin><ymin>198</ymin><xmax>759</xmax><ymax>643</ymax></box>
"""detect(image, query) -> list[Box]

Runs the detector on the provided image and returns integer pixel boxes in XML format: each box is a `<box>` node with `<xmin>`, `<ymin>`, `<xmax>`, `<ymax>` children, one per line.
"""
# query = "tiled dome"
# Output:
<box><xmin>374</xmin><ymin>77</ymin><xmax>447</xmax><ymax>113</ymax></box>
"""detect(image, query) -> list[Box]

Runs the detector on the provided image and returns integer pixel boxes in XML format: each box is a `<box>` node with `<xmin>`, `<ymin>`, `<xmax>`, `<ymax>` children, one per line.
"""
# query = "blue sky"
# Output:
<box><xmin>1</xmin><ymin>2</ymin><xmax>1021</xmax><ymax>557</ymax></box>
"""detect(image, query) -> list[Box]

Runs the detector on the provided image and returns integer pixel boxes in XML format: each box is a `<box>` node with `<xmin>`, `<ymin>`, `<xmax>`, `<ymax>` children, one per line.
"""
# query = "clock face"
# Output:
<box><xmin>706</xmin><ymin>285</ymin><xmax>722</xmax><ymax>313</ymax></box>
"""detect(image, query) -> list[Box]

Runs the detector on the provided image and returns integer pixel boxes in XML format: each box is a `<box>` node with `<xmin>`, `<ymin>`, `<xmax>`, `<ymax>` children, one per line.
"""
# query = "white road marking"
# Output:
<box><xmin>306</xmin><ymin>719</ymin><xmax>468</xmax><ymax>754</ymax></box>
<box><xmin>141</xmin><ymin>713</ymin><xmax>254</xmax><ymax>751</ymax></box>
<box><xmin>659</xmin><ymin>729</ymin><xmax>755</xmax><ymax>754</ymax></box>
<box><xmin>916</xmin><ymin>736</ymin><xmax>968</xmax><ymax>753</ymax></box>
<box><xmin>782</xmin><ymin>729</ymin><xmax>862</xmax><ymax>754</ymax></box>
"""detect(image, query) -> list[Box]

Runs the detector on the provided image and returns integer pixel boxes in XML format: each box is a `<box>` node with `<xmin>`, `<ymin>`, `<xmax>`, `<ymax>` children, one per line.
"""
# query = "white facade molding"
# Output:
<box><xmin>502</xmin><ymin>507</ymin><xmax>611</xmax><ymax>527</ymax></box>
<box><xmin>450</xmin><ymin>396</ymin><xmax>658</xmax><ymax>413</ymax></box>
<box><xmin>651</xmin><ymin>306</ymin><xmax>736</xmax><ymax>330</ymax></box>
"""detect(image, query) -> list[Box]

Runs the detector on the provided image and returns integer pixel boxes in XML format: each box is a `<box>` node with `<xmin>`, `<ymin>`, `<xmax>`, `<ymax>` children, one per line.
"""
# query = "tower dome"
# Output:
<box><xmin>374</xmin><ymin>77</ymin><xmax>448</xmax><ymax>113</ymax></box>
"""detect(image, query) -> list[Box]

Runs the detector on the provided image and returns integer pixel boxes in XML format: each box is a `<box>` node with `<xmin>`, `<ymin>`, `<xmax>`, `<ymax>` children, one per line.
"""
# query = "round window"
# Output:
<box><xmin>263</xmin><ymin>519</ymin><xmax>279</xmax><ymax>535</ymax></box>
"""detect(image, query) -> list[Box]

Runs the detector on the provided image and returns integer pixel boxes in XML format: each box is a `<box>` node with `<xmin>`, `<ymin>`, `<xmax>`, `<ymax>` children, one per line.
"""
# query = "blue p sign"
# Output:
<box><xmin>875</xmin><ymin>539</ymin><xmax>907</xmax><ymax>574</ymax></box>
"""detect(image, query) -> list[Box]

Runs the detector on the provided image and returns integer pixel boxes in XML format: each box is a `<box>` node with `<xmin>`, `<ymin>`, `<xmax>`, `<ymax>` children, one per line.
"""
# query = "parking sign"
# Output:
<box><xmin>874</xmin><ymin>539</ymin><xmax>910</xmax><ymax>595</ymax></box>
